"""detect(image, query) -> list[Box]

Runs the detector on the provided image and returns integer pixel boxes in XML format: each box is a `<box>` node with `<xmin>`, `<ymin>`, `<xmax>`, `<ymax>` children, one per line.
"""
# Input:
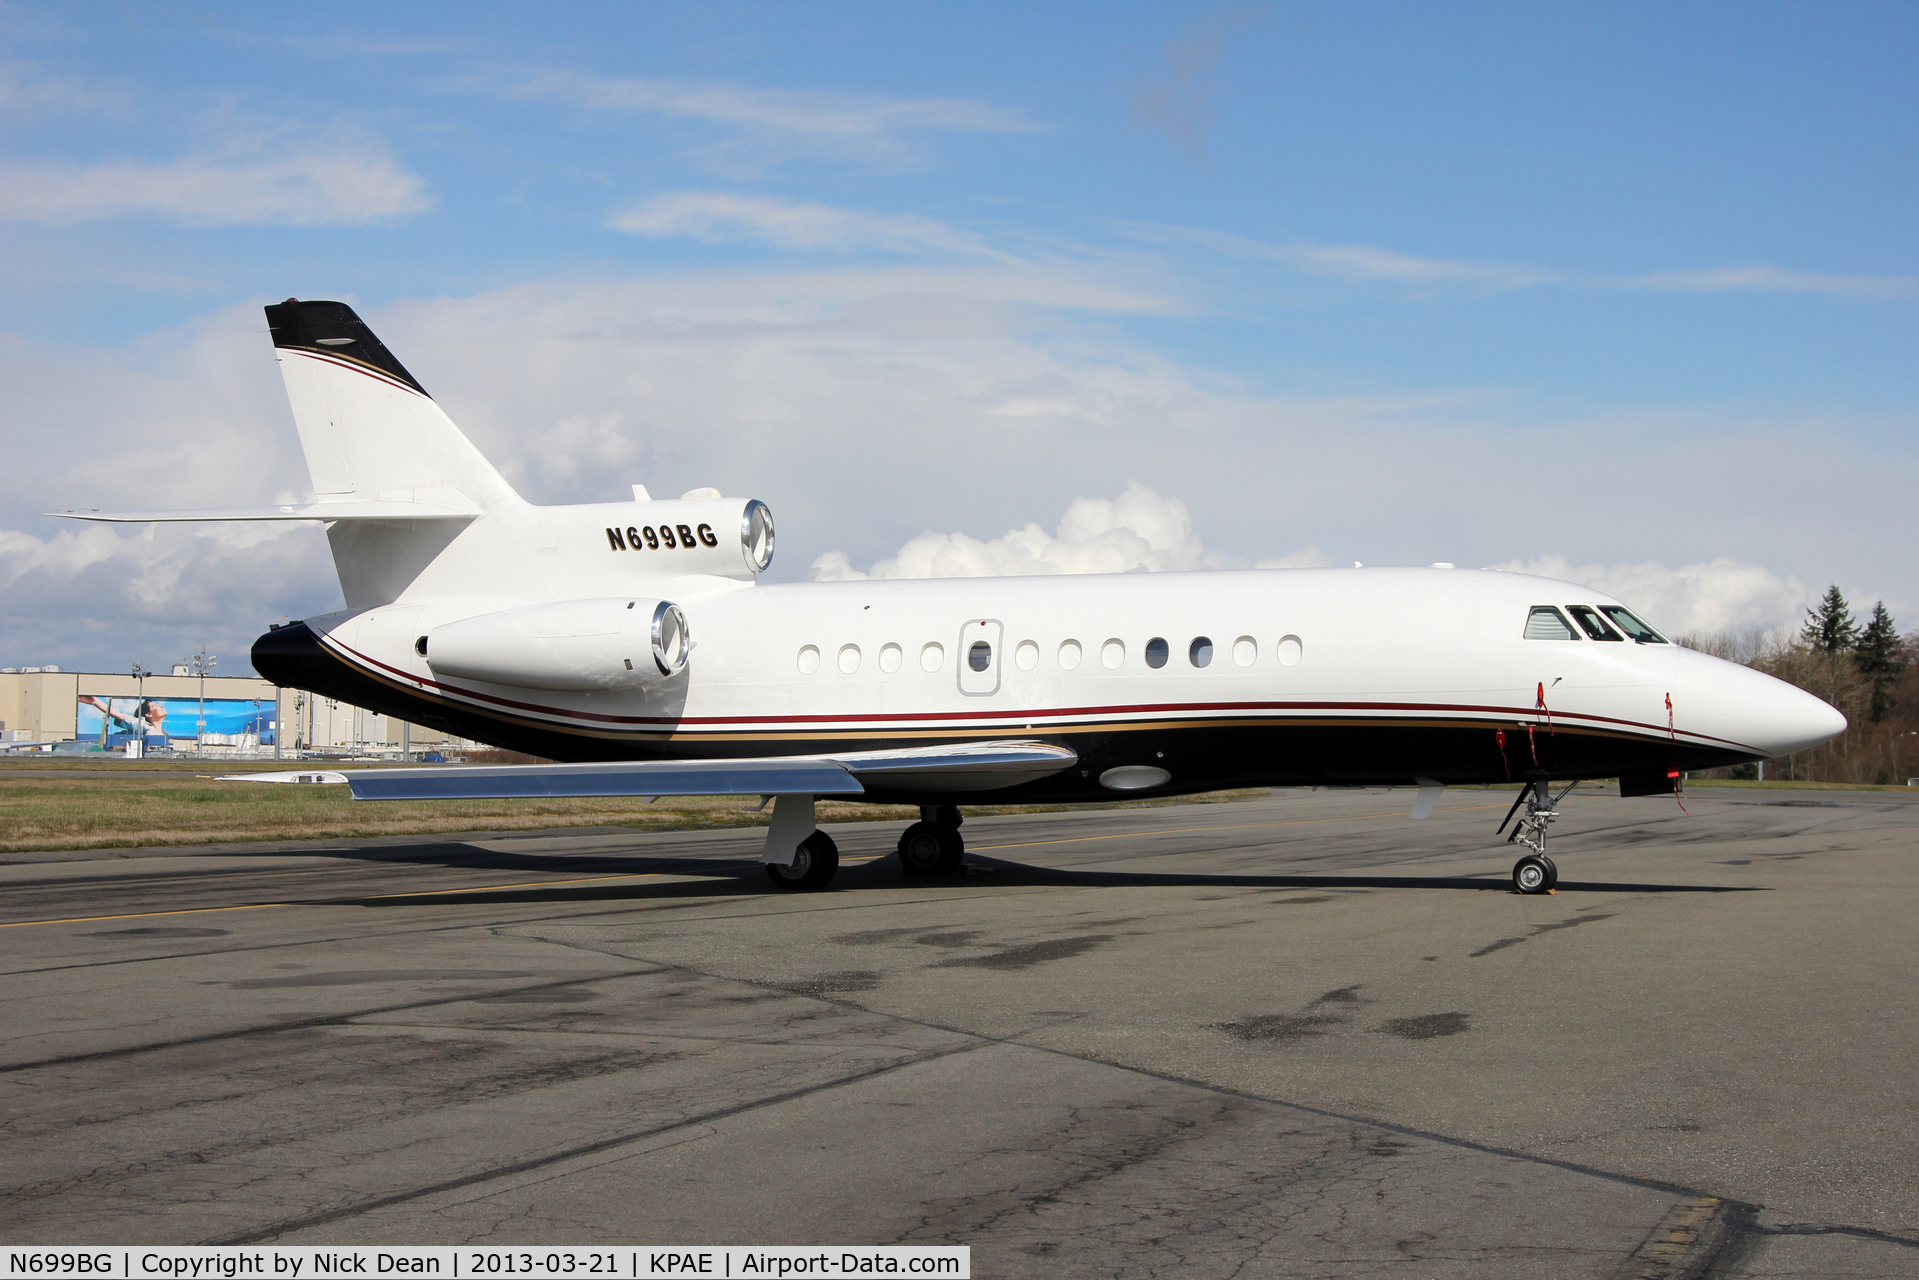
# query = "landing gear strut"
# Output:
<box><xmin>1498</xmin><ymin>778</ymin><xmax>1575</xmax><ymax>894</ymax></box>
<box><xmin>898</xmin><ymin>804</ymin><xmax>965</xmax><ymax>876</ymax></box>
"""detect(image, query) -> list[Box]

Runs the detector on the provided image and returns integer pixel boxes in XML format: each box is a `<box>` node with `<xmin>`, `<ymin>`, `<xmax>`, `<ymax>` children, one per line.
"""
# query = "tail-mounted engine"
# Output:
<box><xmin>426</xmin><ymin>597</ymin><xmax>689</xmax><ymax>691</ymax></box>
<box><xmin>599</xmin><ymin>498</ymin><xmax>774</xmax><ymax>577</ymax></box>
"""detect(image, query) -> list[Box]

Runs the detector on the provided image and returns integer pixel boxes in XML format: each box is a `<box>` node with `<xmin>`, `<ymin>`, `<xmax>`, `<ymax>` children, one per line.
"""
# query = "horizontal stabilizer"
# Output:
<box><xmin>48</xmin><ymin>500</ymin><xmax>480</xmax><ymax>523</ymax></box>
<box><xmin>219</xmin><ymin>740</ymin><xmax>1079</xmax><ymax>802</ymax></box>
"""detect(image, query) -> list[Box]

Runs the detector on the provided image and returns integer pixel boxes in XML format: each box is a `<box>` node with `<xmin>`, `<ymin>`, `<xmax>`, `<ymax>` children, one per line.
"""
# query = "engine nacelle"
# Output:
<box><xmin>425</xmin><ymin>598</ymin><xmax>688</xmax><ymax>691</ymax></box>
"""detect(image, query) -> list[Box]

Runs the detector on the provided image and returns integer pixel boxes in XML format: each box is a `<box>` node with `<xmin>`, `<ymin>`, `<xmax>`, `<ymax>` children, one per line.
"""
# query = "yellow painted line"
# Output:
<box><xmin>970</xmin><ymin>803</ymin><xmax>1506</xmax><ymax>853</ymax></box>
<box><xmin>0</xmin><ymin>902</ymin><xmax>294</xmax><ymax>929</ymax></box>
<box><xmin>360</xmin><ymin>872</ymin><xmax>668</xmax><ymax>900</ymax></box>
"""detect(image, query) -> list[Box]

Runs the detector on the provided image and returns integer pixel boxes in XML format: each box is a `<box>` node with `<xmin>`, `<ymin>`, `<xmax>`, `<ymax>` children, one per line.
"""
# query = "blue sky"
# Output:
<box><xmin>2</xmin><ymin>1</ymin><xmax>1915</xmax><ymax>674</ymax></box>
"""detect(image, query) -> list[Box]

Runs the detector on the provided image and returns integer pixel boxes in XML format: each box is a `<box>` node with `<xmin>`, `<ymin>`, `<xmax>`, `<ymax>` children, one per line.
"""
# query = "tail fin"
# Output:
<box><xmin>266</xmin><ymin>299</ymin><xmax>515</xmax><ymax>509</ymax></box>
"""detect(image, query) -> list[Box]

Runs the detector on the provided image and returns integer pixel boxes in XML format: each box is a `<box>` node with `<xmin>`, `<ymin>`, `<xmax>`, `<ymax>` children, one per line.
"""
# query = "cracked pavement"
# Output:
<box><xmin>2</xmin><ymin>786</ymin><xmax>1916</xmax><ymax>1276</ymax></box>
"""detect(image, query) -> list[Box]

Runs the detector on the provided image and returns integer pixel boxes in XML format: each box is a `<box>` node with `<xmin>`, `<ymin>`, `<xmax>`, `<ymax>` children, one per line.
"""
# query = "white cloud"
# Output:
<box><xmin>1255</xmin><ymin>547</ymin><xmax>1330</xmax><ymax>569</ymax></box>
<box><xmin>1492</xmin><ymin>555</ymin><xmax>1816</xmax><ymax>637</ymax></box>
<box><xmin>0</xmin><ymin>130</ymin><xmax>432</xmax><ymax>226</ymax></box>
<box><xmin>1136</xmin><ymin>224</ymin><xmax>1919</xmax><ymax>300</ymax></box>
<box><xmin>498</xmin><ymin>70</ymin><xmax>1031</xmax><ymax>170</ymax></box>
<box><xmin>1618</xmin><ymin>266</ymin><xmax>1919</xmax><ymax>298</ymax></box>
<box><xmin>811</xmin><ymin>483</ymin><xmax>1217</xmax><ymax>579</ymax></box>
<box><xmin>610</xmin><ymin>191</ymin><xmax>1003</xmax><ymax>258</ymax></box>
<box><xmin>10</xmin><ymin>269</ymin><xmax>1912</xmax><ymax>672</ymax></box>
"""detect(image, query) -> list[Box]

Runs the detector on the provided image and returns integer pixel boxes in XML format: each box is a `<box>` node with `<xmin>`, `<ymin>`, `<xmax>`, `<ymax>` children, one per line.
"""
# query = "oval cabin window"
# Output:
<box><xmin>1233</xmin><ymin>636</ymin><xmax>1257</xmax><ymax>667</ymax></box>
<box><xmin>1015</xmin><ymin>640</ymin><xmax>1039</xmax><ymax>671</ymax></box>
<box><xmin>968</xmin><ymin>641</ymin><xmax>993</xmax><ymax>673</ymax></box>
<box><xmin>879</xmin><ymin>643</ymin><xmax>902</xmax><ymax>672</ymax></box>
<box><xmin>1058</xmin><ymin>640</ymin><xmax>1082</xmax><ymax>670</ymax></box>
<box><xmin>797</xmin><ymin>645</ymin><xmax>821</xmax><ymax>675</ymax></box>
<box><xmin>1145</xmin><ymin>637</ymin><xmax>1169</xmax><ymax>668</ymax></box>
<box><xmin>920</xmin><ymin>642</ymin><xmax>944</xmax><ymax>672</ymax></box>
<box><xmin>1189</xmin><ymin>637</ymin><xmax>1213</xmax><ymax>667</ymax></box>
<box><xmin>1101</xmin><ymin>639</ymin><xmax>1125</xmax><ymax>669</ymax></box>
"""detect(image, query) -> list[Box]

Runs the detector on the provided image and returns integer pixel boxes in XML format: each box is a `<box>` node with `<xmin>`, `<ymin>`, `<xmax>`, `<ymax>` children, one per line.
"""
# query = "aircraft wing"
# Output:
<box><xmin>223</xmin><ymin>741</ymin><xmax>1079</xmax><ymax>801</ymax></box>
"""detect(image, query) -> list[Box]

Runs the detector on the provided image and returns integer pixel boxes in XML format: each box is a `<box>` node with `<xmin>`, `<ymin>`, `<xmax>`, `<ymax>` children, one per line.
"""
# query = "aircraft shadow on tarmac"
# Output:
<box><xmin>323</xmin><ymin>844</ymin><xmax>1760</xmax><ymax>910</ymax></box>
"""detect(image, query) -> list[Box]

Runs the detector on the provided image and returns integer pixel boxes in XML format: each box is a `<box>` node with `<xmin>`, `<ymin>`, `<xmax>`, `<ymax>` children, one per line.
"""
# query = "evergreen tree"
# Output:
<box><xmin>1853</xmin><ymin>601</ymin><xmax>1904</xmax><ymax>723</ymax></box>
<box><xmin>1801</xmin><ymin>585</ymin><xmax>1858</xmax><ymax>653</ymax></box>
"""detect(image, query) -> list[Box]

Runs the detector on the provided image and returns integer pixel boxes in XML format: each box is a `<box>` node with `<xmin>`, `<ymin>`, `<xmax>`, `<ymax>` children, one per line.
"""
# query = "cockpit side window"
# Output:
<box><xmin>1524</xmin><ymin>606</ymin><xmax>1580</xmax><ymax>640</ymax></box>
<box><xmin>1568</xmin><ymin>605</ymin><xmax>1624</xmax><ymax>641</ymax></box>
<box><xmin>1598</xmin><ymin>605</ymin><xmax>1668</xmax><ymax>644</ymax></box>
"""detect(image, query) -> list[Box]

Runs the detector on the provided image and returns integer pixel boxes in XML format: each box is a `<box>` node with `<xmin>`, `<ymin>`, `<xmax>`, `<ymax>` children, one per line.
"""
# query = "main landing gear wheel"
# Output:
<box><xmin>898</xmin><ymin>805</ymin><xmax>965</xmax><ymax>876</ymax></box>
<box><xmin>766</xmin><ymin>830</ymin><xmax>840</xmax><ymax>892</ymax></box>
<box><xmin>897</xmin><ymin>821</ymin><xmax>964</xmax><ymax>876</ymax></box>
<box><xmin>1512</xmin><ymin>854</ymin><xmax>1558</xmax><ymax>895</ymax></box>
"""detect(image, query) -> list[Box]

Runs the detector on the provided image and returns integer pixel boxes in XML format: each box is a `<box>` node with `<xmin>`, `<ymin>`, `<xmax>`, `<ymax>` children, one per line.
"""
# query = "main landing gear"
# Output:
<box><xmin>898</xmin><ymin>805</ymin><xmax>966</xmax><ymax>876</ymax></box>
<box><xmin>1498</xmin><ymin>777</ymin><xmax>1577</xmax><ymax>895</ymax></box>
<box><xmin>765</xmin><ymin>829</ymin><xmax>840</xmax><ymax>891</ymax></box>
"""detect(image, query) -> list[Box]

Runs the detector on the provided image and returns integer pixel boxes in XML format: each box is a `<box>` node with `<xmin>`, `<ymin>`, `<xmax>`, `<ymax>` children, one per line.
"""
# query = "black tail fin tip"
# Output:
<box><xmin>264</xmin><ymin>298</ymin><xmax>428</xmax><ymax>398</ymax></box>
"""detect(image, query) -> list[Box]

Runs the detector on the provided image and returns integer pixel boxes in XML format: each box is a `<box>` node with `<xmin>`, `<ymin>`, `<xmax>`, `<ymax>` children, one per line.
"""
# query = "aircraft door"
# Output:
<box><xmin>957</xmin><ymin>619</ymin><xmax>1003</xmax><ymax>696</ymax></box>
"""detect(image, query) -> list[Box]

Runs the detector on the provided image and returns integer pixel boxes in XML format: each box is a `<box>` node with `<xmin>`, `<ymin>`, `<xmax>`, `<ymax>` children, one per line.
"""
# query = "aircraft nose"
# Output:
<box><xmin>1680</xmin><ymin>652</ymin><xmax>1847</xmax><ymax>758</ymax></box>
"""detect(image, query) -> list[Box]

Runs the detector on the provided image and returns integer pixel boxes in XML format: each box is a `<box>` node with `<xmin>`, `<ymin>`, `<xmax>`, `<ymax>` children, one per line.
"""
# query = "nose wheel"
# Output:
<box><xmin>898</xmin><ymin>805</ymin><xmax>965</xmax><ymax>876</ymax></box>
<box><xmin>1500</xmin><ymin>778</ymin><xmax>1574</xmax><ymax>895</ymax></box>
<box><xmin>1512</xmin><ymin>853</ymin><xmax>1558</xmax><ymax>894</ymax></box>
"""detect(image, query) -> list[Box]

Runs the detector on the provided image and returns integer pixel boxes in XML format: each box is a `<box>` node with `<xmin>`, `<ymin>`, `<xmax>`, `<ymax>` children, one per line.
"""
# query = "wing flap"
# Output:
<box><xmin>221</xmin><ymin>740</ymin><xmax>1078</xmax><ymax>802</ymax></box>
<box><xmin>829</xmin><ymin>740</ymin><xmax>1078</xmax><ymax>792</ymax></box>
<box><xmin>341</xmin><ymin>758</ymin><xmax>865</xmax><ymax>801</ymax></box>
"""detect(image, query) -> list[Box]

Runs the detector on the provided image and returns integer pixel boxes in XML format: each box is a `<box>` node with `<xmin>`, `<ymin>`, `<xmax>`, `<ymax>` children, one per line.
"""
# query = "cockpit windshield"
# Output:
<box><xmin>1568</xmin><ymin>605</ymin><xmax>1624</xmax><ymax>641</ymax></box>
<box><xmin>1598</xmin><ymin>605</ymin><xmax>1667</xmax><ymax>644</ymax></box>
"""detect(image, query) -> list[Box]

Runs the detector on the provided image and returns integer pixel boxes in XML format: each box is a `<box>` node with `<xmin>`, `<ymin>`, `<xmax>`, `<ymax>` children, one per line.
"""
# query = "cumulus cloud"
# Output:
<box><xmin>0</xmin><ymin>302</ymin><xmax>339</xmax><ymax>671</ymax></box>
<box><xmin>0</xmin><ymin>128</ymin><xmax>432</xmax><ymax>226</ymax></box>
<box><xmin>0</xmin><ymin>521</ymin><xmax>332</xmax><ymax>672</ymax></box>
<box><xmin>496</xmin><ymin>70</ymin><xmax>1031</xmax><ymax>171</ymax></box>
<box><xmin>810</xmin><ymin>483</ymin><xmax>1216</xmax><ymax>579</ymax></box>
<box><xmin>12</xmin><ymin>269</ymin><xmax>1912</xmax><ymax>671</ymax></box>
<box><xmin>610</xmin><ymin>191</ymin><xmax>1002</xmax><ymax>258</ymax></box>
<box><xmin>1492</xmin><ymin>555</ymin><xmax>1816</xmax><ymax>637</ymax></box>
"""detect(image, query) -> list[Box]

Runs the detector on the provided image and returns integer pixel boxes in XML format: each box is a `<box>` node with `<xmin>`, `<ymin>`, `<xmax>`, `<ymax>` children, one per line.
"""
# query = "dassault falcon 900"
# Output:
<box><xmin>55</xmin><ymin>299</ymin><xmax>1847</xmax><ymax>894</ymax></box>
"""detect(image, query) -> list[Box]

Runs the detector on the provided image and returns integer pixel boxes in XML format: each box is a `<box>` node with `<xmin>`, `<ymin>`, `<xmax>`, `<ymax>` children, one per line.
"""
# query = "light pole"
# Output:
<box><xmin>190</xmin><ymin>646</ymin><xmax>215</xmax><ymax>754</ymax></box>
<box><xmin>129</xmin><ymin>663</ymin><xmax>151</xmax><ymax>757</ymax></box>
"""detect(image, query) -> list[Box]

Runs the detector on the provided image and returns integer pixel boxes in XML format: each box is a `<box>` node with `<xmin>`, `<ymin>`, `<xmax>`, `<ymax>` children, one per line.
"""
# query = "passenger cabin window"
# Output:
<box><xmin>1567</xmin><ymin>606</ymin><xmax>1624</xmax><ymax>641</ymax></box>
<box><xmin>968</xmin><ymin>641</ymin><xmax>993</xmax><ymax>672</ymax></box>
<box><xmin>1523</xmin><ymin>606</ymin><xmax>1579</xmax><ymax>640</ymax></box>
<box><xmin>1599</xmin><ymin>605</ymin><xmax>1668</xmax><ymax>644</ymax></box>
<box><xmin>1145</xmin><ymin>637</ymin><xmax>1169</xmax><ymax>668</ymax></box>
<box><xmin>1189</xmin><ymin>636</ymin><xmax>1213</xmax><ymax>668</ymax></box>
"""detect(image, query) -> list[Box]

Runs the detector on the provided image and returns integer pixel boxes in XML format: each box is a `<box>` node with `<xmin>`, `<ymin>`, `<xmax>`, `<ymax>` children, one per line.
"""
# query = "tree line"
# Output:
<box><xmin>1679</xmin><ymin>586</ymin><xmax>1915</xmax><ymax>785</ymax></box>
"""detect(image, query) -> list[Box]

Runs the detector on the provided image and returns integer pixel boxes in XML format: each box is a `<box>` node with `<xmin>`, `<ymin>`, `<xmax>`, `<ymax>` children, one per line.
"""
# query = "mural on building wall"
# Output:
<box><xmin>77</xmin><ymin>695</ymin><xmax>275</xmax><ymax>747</ymax></box>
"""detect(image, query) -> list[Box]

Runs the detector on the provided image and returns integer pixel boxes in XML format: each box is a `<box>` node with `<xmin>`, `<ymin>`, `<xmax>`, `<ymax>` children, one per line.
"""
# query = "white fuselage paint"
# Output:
<box><xmin>301</xmin><ymin>553</ymin><xmax>1844</xmax><ymax>784</ymax></box>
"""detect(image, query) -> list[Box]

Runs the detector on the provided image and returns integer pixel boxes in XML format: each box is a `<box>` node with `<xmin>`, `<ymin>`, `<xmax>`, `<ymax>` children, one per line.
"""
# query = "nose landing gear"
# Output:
<box><xmin>898</xmin><ymin>804</ymin><xmax>966</xmax><ymax>876</ymax></box>
<box><xmin>1499</xmin><ymin>778</ymin><xmax>1575</xmax><ymax>894</ymax></box>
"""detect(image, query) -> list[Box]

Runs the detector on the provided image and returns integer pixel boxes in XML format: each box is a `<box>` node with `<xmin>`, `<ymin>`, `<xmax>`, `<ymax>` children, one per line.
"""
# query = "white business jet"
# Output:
<box><xmin>55</xmin><ymin>300</ymin><xmax>1846</xmax><ymax>894</ymax></box>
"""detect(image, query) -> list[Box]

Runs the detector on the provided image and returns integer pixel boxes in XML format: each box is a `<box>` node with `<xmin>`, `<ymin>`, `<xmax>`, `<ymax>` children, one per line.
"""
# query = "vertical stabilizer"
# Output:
<box><xmin>265</xmin><ymin>300</ymin><xmax>516</xmax><ymax>508</ymax></box>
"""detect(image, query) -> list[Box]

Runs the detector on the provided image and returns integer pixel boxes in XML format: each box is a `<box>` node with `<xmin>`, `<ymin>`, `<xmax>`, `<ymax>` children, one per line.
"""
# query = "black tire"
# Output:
<box><xmin>1512</xmin><ymin>854</ymin><xmax>1552</xmax><ymax>895</ymax></box>
<box><xmin>1540</xmin><ymin>855</ymin><xmax>1559</xmax><ymax>890</ymax></box>
<box><xmin>766</xmin><ymin>830</ymin><xmax>840</xmax><ymax>891</ymax></box>
<box><xmin>897</xmin><ymin>821</ymin><xmax>964</xmax><ymax>876</ymax></box>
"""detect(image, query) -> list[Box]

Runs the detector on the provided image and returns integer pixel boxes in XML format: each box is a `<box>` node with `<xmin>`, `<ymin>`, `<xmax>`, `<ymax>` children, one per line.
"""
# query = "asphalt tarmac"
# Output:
<box><xmin>3</xmin><ymin>785</ymin><xmax>1916</xmax><ymax>1277</ymax></box>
